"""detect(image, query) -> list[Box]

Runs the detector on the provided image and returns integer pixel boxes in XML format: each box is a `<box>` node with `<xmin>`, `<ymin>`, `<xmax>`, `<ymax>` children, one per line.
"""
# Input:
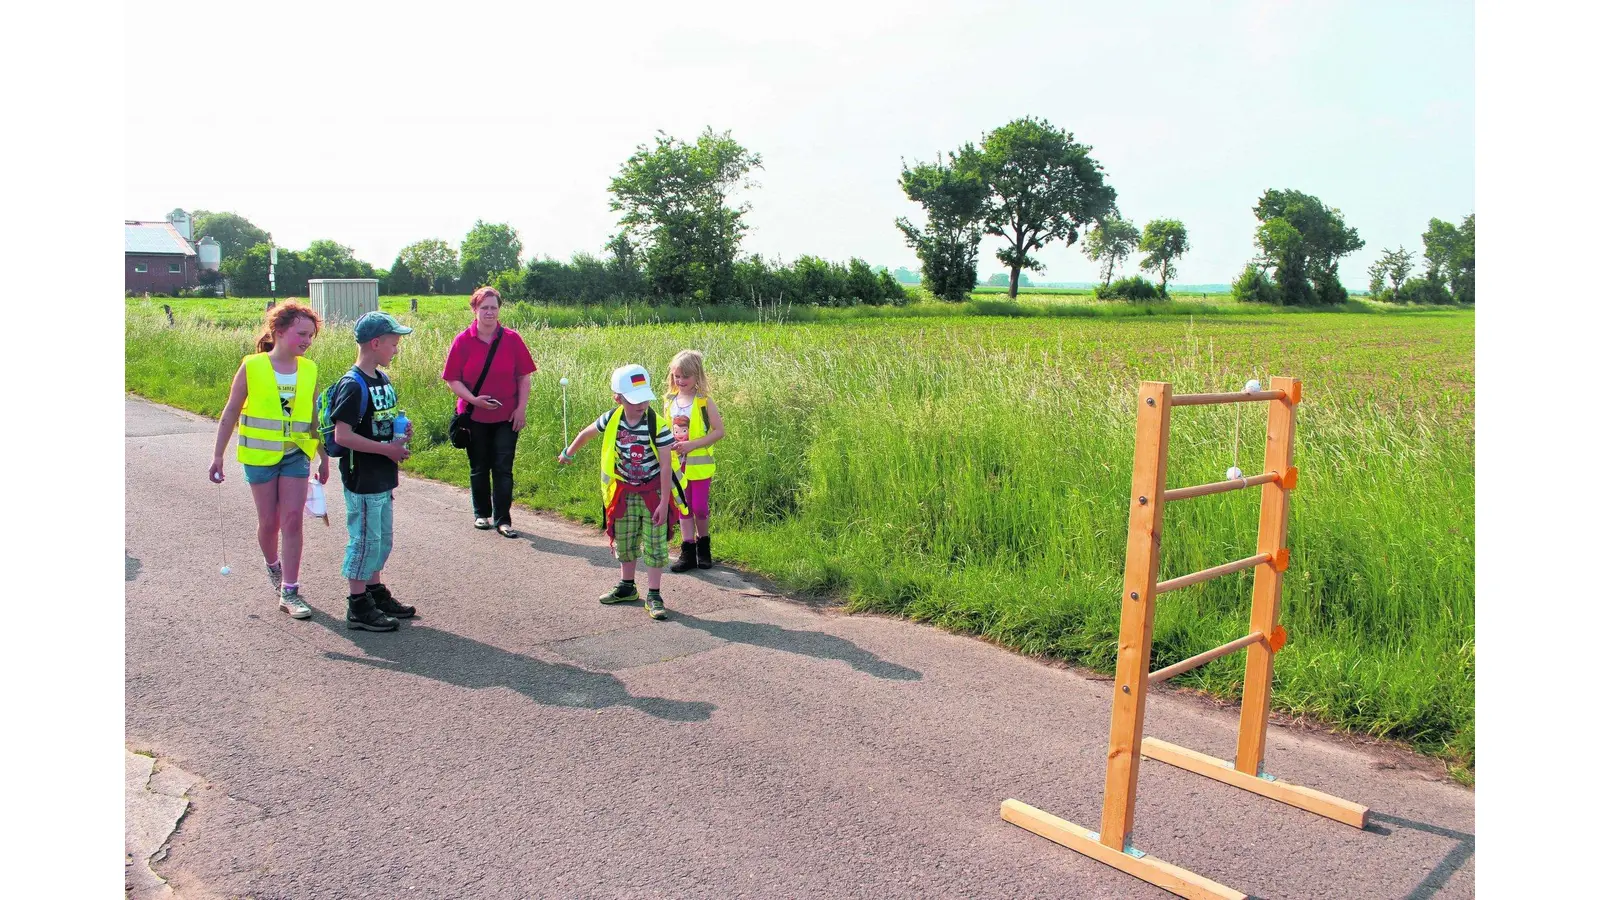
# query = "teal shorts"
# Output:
<box><xmin>342</xmin><ymin>488</ymin><xmax>394</xmax><ymax>581</ymax></box>
<box><xmin>243</xmin><ymin>447</ymin><xmax>310</xmax><ymax>485</ymax></box>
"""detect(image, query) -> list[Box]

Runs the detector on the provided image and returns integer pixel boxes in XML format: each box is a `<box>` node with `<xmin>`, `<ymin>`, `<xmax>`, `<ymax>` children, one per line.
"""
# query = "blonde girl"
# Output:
<box><xmin>208</xmin><ymin>301</ymin><xmax>330</xmax><ymax>620</ymax></box>
<box><xmin>664</xmin><ymin>350</ymin><xmax>725</xmax><ymax>571</ymax></box>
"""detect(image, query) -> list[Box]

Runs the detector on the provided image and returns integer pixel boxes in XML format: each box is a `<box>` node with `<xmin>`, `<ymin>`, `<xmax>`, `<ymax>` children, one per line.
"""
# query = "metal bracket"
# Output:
<box><xmin>1086</xmin><ymin>832</ymin><xmax>1147</xmax><ymax>859</ymax></box>
<box><xmin>1258</xmin><ymin>771</ymin><xmax>1277</xmax><ymax>783</ymax></box>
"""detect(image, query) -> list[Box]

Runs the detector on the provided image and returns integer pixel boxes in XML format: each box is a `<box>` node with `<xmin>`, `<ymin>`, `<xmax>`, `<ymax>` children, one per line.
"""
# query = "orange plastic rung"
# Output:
<box><xmin>1268</xmin><ymin>625</ymin><xmax>1288</xmax><ymax>652</ymax></box>
<box><xmin>1287</xmin><ymin>381</ymin><xmax>1303</xmax><ymax>404</ymax></box>
<box><xmin>1280</xmin><ymin>466</ymin><xmax>1299</xmax><ymax>490</ymax></box>
<box><xmin>1270</xmin><ymin>548</ymin><xmax>1291</xmax><ymax>572</ymax></box>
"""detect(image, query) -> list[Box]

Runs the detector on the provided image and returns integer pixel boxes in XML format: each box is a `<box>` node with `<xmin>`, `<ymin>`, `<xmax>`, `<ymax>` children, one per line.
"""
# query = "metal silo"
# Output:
<box><xmin>197</xmin><ymin>236</ymin><xmax>221</xmax><ymax>272</ymax></box>
<box><xmin>167</xmin><ymin>208</ymin><xmax>192</xmax><ymax>241</ymax></box>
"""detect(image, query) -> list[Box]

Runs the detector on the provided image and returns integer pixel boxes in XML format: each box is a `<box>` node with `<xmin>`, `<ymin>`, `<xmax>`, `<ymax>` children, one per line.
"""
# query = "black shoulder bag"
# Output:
<box><xmin>448</xmin><ymin>327</ymin><xmax>504</xmax><ymax>449</ymax></box>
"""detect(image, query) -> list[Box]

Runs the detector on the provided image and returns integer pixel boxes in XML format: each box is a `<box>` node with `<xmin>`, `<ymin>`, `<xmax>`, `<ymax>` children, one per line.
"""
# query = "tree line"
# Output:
<box><xmin>187</xmin><ymin>120</ymin><xmax>1472</xmax><ymax>307</ymax></box>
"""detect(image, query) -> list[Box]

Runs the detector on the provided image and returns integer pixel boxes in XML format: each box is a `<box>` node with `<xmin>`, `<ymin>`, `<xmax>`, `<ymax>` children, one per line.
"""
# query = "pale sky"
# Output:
<box><xmin>125</xmin><ymin>0</ymin><xmax>1472</xmax><ymax>287</ymax></box>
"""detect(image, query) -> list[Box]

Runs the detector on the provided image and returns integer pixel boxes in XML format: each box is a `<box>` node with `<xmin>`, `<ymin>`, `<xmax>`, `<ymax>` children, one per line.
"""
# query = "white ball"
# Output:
<box><xmin>1226</xmin><ymin>466</ymin><xmax>1244</xmax><ymax>481</ymax></box>
<box><xmin>219</xmin><ymin>565</ymin><xmax>232</xmax><ymax>576</ymax></box>
<box><xmin>559</xmin><ymin>377</ymin><xmax>569</xmax><ymax>386</ymax></box>
<box><xmin>1244</xmin><ymin>379</ymin><xmax>1262</xmax><ymax>393</ymax></box>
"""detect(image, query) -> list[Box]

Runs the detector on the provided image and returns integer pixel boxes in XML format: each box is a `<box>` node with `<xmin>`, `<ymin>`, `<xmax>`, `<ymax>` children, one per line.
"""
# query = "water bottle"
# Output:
<box><xmin>393</xmin><ymin>410</ymin><xmax>410</xmax><ymax>443</ymax></box>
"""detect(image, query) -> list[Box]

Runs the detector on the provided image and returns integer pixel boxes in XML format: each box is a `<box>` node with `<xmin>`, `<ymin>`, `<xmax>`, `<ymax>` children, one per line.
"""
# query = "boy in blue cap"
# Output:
<box><xmin>329</xmin><ymin>311</ymin><xmax>416</xmax><ymax>631</ymax></box>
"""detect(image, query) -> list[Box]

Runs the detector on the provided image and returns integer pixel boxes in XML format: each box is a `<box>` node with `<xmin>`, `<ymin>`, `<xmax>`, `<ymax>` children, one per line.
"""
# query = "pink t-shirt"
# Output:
<box><xmin>441</xmin><ymin>322</ymin><xmax>537</xmax><ymax>423</ymax></box>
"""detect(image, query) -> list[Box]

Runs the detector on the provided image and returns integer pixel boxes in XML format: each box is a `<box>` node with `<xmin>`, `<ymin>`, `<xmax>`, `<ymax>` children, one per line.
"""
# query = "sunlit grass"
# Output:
<box><xmin>127</xmin><ymin>298</ymin><xmax>1475</xmax><ymax>773</ymax></box>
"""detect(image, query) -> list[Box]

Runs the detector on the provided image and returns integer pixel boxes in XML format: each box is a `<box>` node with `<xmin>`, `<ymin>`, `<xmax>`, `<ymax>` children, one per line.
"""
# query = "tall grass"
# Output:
<box><xmin>126</xmin><ymin>298</ymin><xmax>1474</xmax><ymax>774</ymax></box>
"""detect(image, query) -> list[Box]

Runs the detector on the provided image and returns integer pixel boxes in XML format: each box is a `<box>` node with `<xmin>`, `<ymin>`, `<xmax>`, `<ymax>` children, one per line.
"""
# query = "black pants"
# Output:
<box><xmin>466</xmin><ymin>419</ymin><xmax>518</xmax><ymax>526</ymax></box>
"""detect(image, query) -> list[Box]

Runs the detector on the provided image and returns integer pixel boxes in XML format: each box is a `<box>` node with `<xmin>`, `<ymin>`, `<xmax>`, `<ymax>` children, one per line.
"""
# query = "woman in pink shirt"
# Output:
<box><xmin>441</xmin><ymin>287</ymin><xmax>537</xmax><ymax>537</ymax></box>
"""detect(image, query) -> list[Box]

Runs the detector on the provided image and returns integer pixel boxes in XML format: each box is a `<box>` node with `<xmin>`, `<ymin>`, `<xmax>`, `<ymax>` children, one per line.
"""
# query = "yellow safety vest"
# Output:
<box><xmin>665</xmin><ymin>393</ymin><xmax>716</xmax><ymax>481</ymax></box>
<box><xmin>599</xmin><ymin>406</ymin><xmax>669</xmax><ymax>511</ymax></box>
<box><xmin>237</xmin><ymin>353</ymin><xmax>320</xmax><ymax>466</ymax></box>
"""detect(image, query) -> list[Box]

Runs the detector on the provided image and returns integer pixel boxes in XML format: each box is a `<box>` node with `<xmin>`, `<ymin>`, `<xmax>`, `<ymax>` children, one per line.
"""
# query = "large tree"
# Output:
<box><xmin>960</xmin><ymin>117</ymin><xmax>1116</xmax><ymax>298</ymax></box>
<box><xmin>1083</xmin><ymin>215</ymin><xmax>1141</xmax><ymax>287</ymax></box>
<box><xmin>608</xmin><ymin>128</ymin><xmax>762</xmax><ymax>303</ymax></box>
<box><xmin>192</xmin><ymin>211</ymin><xmax>269</xmax><ymax>263</ymax></box>
<box><xmin>1251</xmin><ymin>189</ymin><xmax>1364</xmax><ymax>304</ymax></box>
<box><xmin>398</xmin><ymin>239</ymin><xmax>459</xmax><ymax>293</ymax></box>
<box><xmin>302</xmin><ymin>239</ymin><xmax>374</xmax><ymax>279</ymax></box>
<box><xmin>459</xmin><ymin>220</ymin><xmax>525</xmax><ymax>289</ymax></box>
<box><xmin>226</xmin><ymin>244</ymin><xmax>307</xmax><ymax>296</ymax></box>
<box><xmin>895</xmin><ymin>152</ymin><xmax>987</xmax><ymax>301</ymax></box>
<box><xmin>1422</xmin><ymin>213</ymin><xmax>1474</xmax><ymax>303</ymax></box>
<box><xmin>1137</xmin><ymin>218</ymin><xmax>1190</xmax><ymax>295</ymax></box>
<box><xmin>1367</xmin><ymin>246</ymin><xmax>1414</xmax><ymax>300</ymax></box>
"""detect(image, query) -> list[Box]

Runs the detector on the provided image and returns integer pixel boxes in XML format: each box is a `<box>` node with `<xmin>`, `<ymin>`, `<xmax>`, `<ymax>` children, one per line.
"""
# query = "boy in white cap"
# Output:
<box><xmin>558</xmin><ymin>363</ymin><xmax>677</xmax><ymax>620</ymax></box>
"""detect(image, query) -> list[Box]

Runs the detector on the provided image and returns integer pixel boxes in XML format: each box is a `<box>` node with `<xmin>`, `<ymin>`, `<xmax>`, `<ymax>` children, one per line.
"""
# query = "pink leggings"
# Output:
<box><xmin>680</xmin><ymin>478</ymin><xmax>711</xmax><ymax>518</ymax></box>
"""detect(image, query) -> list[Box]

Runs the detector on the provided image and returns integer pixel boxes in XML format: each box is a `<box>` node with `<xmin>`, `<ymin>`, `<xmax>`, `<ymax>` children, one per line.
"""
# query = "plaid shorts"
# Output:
<box><xmin>612</xmin><ymin>492</ymin><xmax>669</xmax><ymax>567</ymax></box>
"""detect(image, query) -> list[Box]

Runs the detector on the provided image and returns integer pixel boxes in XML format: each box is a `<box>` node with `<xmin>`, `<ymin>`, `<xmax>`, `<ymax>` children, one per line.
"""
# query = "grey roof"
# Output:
<box><xmin>125</xmin><ymin>221</ymin><xmax>195</xmax><ymax>256</ymax></box>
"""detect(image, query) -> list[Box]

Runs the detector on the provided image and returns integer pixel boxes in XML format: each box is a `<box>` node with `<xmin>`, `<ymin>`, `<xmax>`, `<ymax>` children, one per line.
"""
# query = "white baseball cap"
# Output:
<box><xmin>610</xmin><ymin>363</ymin><xmax>656</xmax><ymax>403</ymax></box>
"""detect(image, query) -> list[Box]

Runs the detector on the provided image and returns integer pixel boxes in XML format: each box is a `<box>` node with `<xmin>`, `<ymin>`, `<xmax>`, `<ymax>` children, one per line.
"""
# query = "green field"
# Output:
<box><xmin>126</xmin><ymin>296</ymin><xmax>1475</xmax><ymax>778</ymax></box>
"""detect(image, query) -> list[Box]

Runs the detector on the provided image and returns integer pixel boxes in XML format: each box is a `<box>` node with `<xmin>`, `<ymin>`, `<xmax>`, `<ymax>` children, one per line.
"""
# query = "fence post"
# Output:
<box><xmin>1098</xmin><ymin>380</ymin><xmax>1173</xmax><ymax>851</ymax></box>
<box><xmin>411</xmin><ymin>297</ymin><xmax>418</xmax><ymax>313</ymax></box>
<box><xmin>162</xmin><ymin>304</ymin><xmax>173</xmax><ymax>326</ymax></box>
<box><xmin>1235</xmin><ymin>376</ymin><xmax>1299</xmax><ymax>776</ymax></box>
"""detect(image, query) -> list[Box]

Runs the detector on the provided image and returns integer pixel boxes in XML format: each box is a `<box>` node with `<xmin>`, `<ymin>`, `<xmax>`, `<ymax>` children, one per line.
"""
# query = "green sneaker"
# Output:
<box><xmin>599</xmin><ymin>581</ymin><xmax>640</xmax><ymax>605</ymax></box>
<box><xmin>646</xmin><ymin>594</ymin><xmax>667</xmax><ymax>620</ymax></box>
<box><xmin>278</xmin><ymin>585</ymin><xmax>312</xmax><ymax>619</ymax></box>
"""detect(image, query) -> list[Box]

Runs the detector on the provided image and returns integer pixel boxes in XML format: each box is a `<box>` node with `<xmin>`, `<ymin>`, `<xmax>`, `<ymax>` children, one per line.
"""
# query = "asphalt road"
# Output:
<box><xmin>125</xmin><ymin>396</ymin><xmax>1474</xmax><ymax>899</ymax></box>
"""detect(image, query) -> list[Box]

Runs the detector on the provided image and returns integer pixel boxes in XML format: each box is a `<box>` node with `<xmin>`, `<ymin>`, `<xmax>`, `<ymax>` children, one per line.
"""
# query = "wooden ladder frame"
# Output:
<box><xmin>1001</xmin><ymin>376</ymin><xmax>1368</xmax><ymax>900</ymax></box>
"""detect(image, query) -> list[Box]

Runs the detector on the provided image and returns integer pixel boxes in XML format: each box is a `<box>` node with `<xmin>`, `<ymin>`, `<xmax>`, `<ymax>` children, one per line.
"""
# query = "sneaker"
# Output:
<box><xmin>266</xmin><ymin>561</ymin><xmax>283</xmax><ymax>591</ymax></box>
<box><xmin>646</xmin><ymin>594</ymin><xmax>667</xmax><ymax>620</ymax></box>
<box><xmin>599</xmin><ymin>582</ymin><xmax>640</xmax><ymax>605</ymax></box>
<box><xmin>278</xmin><ymin>585</ymin><xmax>312</xmax><ymax>619</ymax></box>
<box><xmin>368</xmin><ymin>583</ymin><xmax>415</xmax><ymax>619</ymax></box>
<box><xmin>345</xmin><ymin>592</ymin><xmax>398</xmax><ymax>632</ymax></box>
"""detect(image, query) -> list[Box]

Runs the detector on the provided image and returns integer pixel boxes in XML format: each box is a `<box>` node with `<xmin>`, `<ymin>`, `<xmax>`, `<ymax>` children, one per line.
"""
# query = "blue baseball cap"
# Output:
<box><xmin>353</xmin><ymin>311</ymin><xmax>414</xmax><ymax>344</ymax></box>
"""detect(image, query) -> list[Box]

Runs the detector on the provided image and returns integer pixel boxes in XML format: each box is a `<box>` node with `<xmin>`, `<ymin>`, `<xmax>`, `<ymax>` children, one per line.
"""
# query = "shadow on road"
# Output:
<box><xmin>513</xmin><ymin>529</ymin><xmax>615</xmax><ymax>569</ymax></box>
<box><xmin>315</xmin><ymin>619</ymin><xmax>716</xmax><ymax>723</ymax></box>
<box><xmin>672</xmin><ymin>612</ymin><xmax>922</xmax><ymax>681</ymax></box>
<box><xmin>1365</xmin><ymin>811</ymin><xmax>1475</xmax><ymax>900</ymax></box>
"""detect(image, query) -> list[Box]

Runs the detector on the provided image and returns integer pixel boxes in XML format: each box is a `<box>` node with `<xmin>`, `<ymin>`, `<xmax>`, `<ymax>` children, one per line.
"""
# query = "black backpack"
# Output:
<box><xmin>316</xmin><ymin>367</ymin><xmax>371</xmax><ymax>458</ymax></box>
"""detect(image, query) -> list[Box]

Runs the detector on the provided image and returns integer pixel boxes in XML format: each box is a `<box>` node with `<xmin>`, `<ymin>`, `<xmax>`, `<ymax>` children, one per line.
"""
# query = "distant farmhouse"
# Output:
<box><xmin>125</xmin><ymin>209</ymin><xmax>220</xmax><ymax>294</ymax></box>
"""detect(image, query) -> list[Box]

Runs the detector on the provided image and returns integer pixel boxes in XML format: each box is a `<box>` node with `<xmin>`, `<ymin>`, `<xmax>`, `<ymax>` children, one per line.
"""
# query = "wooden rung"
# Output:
<box><xmin>1001</xmin><ymin>799</ymin><xmax>1247</xmax><ymax>900</ymax></box>
<box><xmin>1171</xmin><ymin>389</ymin><xmax>1287</xmax><ymax>407</ymax></box>
<box><xmin>1140</xmin><ymin>738</ymin><xmax>1368</xmax><ymax>828</ymax></box>
<box><xmin>1164</xmin><ymin>472</ymin><xmax>1279</xmax><ymax>502</ymax></box>
<box><xmin>1155</xmin><ymin>553</ymin><xmax>1272</xmax><ymax>594</ymax></box>
<box><xmin>1148</xmin><ymin>632</ymin><xmax>1264</xmax><ymax>684</ymax></box>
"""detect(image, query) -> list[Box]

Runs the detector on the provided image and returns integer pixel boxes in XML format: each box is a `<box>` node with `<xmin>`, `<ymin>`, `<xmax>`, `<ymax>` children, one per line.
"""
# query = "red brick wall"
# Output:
<box><xmin>126</xmin><ymin>255</ymin><xmax>196</xmax><ymax>294</ymax></box>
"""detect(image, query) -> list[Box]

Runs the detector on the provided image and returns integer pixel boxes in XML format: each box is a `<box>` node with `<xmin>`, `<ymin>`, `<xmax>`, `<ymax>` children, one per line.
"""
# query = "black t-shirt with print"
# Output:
<box><xmin>331</xmin><ymin>367</ymin><xmax>400</xmax><ymax>494</ymax></box>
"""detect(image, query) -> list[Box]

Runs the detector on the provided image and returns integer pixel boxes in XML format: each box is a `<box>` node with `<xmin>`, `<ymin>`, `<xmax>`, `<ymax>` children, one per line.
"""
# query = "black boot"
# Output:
<box><xmin>670</xmin><ymin>540</ymin><xmax>698</xmax><ymax>573</ymax></box>
<box><xmin>368</xmin><ymin>582</ymin><xmax>415</xmax><ymax>619</ymax></box>
<box><xmin>696</xmin><ymin>535</ymin><xmax>713</xmax><ymax>569</ymax></box>
<box><xmin>346</xmin><ymin>591</ymin><xmax>398</xmax><ymax>632</ymax></box>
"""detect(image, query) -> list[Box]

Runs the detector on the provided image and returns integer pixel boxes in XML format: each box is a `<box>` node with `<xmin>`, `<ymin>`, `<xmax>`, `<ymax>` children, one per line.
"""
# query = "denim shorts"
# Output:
<box><xmin>343</xmin><ymin>488</ymin><xmax>394</xmax><ymax>581</ymax></box>
<box><xmin>243</xmin><ymin>447</ymin><xmax>310</xmax><ymax>485</ymax></box>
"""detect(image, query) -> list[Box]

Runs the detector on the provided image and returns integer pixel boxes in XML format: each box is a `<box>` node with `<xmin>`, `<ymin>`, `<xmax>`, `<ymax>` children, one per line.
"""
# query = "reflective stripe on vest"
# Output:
<box><xmin>240</xmin><ymin>414</ymin><xmax>312</xmax><ymax>433</ymax></box>
<box><xmin>665</xmin><ymin>394</ymin><xmax>716</xmax><ymax>481</ymax></box>
<box><xmin>237</xmin><ymin>353</ymin><xmax>320</xmax><ymax>467</ymax></box>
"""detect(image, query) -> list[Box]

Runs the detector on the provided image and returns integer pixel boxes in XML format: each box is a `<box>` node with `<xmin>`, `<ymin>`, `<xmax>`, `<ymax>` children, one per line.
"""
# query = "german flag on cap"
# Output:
<box><xmin>630</xmin><ymin>373</ymin><xmax>647</xmax><ymax>386</ymax></box>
